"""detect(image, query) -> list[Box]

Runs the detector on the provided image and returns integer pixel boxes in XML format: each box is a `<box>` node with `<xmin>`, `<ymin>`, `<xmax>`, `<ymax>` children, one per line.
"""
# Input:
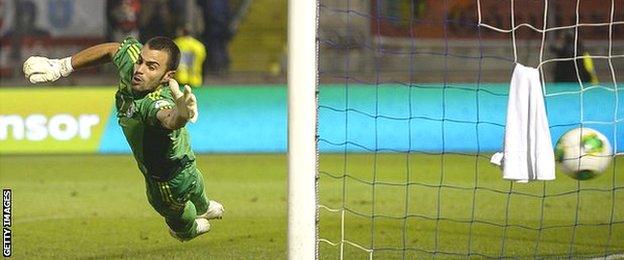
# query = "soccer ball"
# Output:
<box><xmin>554</xmin><ymin>127</ymin><xmax>612</xmax><ymax>180</ymax></box>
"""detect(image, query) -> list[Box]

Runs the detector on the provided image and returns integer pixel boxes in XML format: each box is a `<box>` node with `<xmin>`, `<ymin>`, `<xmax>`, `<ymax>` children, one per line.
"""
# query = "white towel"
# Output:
<box><xmin>490</xmin><ymin>63</ymin><xmax>555</xmax><ymax>182</ymax></box>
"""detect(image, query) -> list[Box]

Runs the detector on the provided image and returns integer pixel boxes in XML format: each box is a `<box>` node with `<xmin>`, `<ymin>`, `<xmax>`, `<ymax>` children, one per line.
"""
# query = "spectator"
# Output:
<box><xmin>551</xmin><ymin>30</ymin><xmax>598</xmax><ymax>84</ymax></box>
<box><xmin>174</xmin><ymin>25</ymin><xmax>207</xmax><ymax>87</ymax></box>
<box><xmin>5</xmin><ymin>0</ymin><xmax>49</xmax><ymax>77</ymax></box>
<box><xmin>106</xmin><ymin>0</ymin><xmax>141</xmax><ymax>42</ymax></box>
<box><xmin>5</xmin><ymin>0</ymin><xmax>49</xmax><ymax>37</ymax></box>
<box><xmin>138</xmin><ymin>0</ymin><xmax>174</xmax><ymax>42</ymax></box>
<box><xmin>197</xmin><ymin>0</ymin><xmax>233</xmax><ymax>75</ymax></box>
<box><xmin>170</xmin><ymin>0</ymin><xmax>189</xmax><ymax>35</ymax></box>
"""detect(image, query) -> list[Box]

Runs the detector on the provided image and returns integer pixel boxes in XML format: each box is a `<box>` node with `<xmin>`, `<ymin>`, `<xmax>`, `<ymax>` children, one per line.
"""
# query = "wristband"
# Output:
<box><xmin>59</xmin><ymin>57</ymin><xmax>74</xmax><ymax>77</ymax></box>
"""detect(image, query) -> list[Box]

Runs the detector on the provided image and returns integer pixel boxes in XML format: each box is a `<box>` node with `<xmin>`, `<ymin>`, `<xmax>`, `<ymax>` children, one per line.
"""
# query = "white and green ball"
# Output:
<box><xmin>554</xmin><ymin>127</ymin><xmax>612</xmax><ymax>180</ymax></box>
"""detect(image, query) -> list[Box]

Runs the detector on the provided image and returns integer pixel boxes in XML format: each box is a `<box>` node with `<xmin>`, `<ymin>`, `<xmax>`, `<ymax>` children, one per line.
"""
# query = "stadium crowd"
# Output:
<box><xmin>106</xmin><ymin>0</ymin><xmax>232</xmax><ymax>77</ymax></box>
<box><xmin>1</xmin><ymin>0</ymin><xmax>235</xmax><ymax>82</ymax></box>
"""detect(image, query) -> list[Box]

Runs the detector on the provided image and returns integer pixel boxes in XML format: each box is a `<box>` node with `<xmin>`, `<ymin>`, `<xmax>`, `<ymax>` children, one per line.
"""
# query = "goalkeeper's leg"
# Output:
<box><xmin>190</xmin><ymin>168</ymin><xmax>225</xmax><ymax>220</ymax></box>
<box><xmin>188</xmin><ymin>168</ymin><xmax>209</xmax><ymax>215</ymax></box>
<box><xmin>145</xmin><ymin>176</ymin><xmax>210</xmax><ymax>241</ymax></box>
<box><xmin>163</xmin><ymin>201</ymin><xmax>203</xmax><ymax>240</ymax></box>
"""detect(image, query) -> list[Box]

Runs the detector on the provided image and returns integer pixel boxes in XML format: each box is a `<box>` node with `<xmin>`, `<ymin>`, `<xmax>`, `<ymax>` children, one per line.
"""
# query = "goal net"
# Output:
<box><xmin>315</xmin><ymin>0</ymin><xmax>623</xmax><ymax>258</ymax></box>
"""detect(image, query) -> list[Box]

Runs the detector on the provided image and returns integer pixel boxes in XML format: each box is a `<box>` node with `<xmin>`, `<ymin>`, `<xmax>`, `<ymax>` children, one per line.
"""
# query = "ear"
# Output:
<box><xmin>161</xmin><ymin>70</ymin><xmax>176</xmax><ymax>83</ymax></box>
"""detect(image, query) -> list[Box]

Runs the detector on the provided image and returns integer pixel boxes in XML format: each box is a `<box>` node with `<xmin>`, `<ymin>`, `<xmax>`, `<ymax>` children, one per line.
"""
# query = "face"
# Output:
<box><xmin>131</xmin><ymin>45</ymin><xmax>175</xmax><ymax>92</ymax></box>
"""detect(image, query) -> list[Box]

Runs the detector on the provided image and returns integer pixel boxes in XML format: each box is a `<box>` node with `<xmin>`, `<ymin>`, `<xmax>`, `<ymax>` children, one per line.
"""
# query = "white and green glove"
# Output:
<box><xmin>23</xmin><ymin>56</ymin><xmax>73</xmax><ymax>84</ymax></box>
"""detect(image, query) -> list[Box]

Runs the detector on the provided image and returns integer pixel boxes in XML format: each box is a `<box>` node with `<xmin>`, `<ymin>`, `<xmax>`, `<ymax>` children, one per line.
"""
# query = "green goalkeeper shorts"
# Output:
<box><xmin>144</xmin><ymin>164</ymin><xmax>209</xmax><ymax>238</ymax></box>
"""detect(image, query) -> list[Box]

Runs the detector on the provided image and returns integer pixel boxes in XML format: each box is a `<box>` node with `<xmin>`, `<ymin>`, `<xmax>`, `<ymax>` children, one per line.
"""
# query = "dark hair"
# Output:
<box><xmin>145</xmin><ymin>37</ymin><xmax>180</xmax><ymax>71</ymax></box>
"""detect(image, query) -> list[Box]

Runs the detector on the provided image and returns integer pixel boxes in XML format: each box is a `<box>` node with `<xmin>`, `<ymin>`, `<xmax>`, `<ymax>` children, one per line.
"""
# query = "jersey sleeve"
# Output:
<box><xmin>112</xmin><ymin>37</ymin><xmax>143</xmax><ymax>79</ymax></box>
<box><xmin>140</xmin><ymin>88</ymin><xmax>176</xmax><ymax>127</ymax></box>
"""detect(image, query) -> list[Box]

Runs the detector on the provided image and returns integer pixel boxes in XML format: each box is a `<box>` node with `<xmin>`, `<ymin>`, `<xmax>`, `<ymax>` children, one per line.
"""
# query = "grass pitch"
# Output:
<box><xmin>318</xmin><ymin>154</ymin><xmax>624</xmax><ymax>259</ymax></box>
<box><xmin>0</xmin><ymin>154</ymin><xmax>622</xmax><ymax>259</ymax></box>
<box><xmin>0</xmin><ymin>154</ymin><xmax>287</xmax><ymax>259</ymax></box>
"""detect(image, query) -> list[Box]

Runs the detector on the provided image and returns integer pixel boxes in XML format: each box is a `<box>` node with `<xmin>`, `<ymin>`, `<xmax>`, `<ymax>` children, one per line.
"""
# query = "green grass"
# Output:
<box><xmin>0</xmin><ymin>154</ymin><xmax>287</xmax><ymax>259</ymax></box>
<box><xmin>0</xmin><ymin>154</ymin><xmax>622</xmax><ymax>259</ymax></box>
<box><xmin>318</xmin><ymin>154</ymin><xmax>624</xmax><ymax>259</ymax></box>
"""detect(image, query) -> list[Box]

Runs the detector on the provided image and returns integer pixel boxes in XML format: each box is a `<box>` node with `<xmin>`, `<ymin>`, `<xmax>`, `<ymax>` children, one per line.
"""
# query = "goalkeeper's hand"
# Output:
<box><xmin>168</xmin><ymin>79</ymin><xmax>199</xmax><ymax>123</ymax></box>
<box><xmin>23</xmin><ymin>56</ymin><xmax>74</xmax><ymax>84</ymax></box>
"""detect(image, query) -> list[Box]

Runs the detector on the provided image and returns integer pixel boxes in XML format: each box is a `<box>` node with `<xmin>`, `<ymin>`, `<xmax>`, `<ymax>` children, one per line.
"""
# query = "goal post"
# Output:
<box><xmin>287</xmin><ymin>0</ymin><xmax>318</xmax><ymax>258</ymax></box>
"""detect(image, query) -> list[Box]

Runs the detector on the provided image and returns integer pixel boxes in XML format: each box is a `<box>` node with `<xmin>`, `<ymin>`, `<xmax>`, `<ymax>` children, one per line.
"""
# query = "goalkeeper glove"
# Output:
<box><xmin>23</xmin><ymin>56</ymin><xmax>74</xmax><ymax>84</ymax></box>
<box><xmin>168</xmin><ymin>79</ymin><xmax>199</xmax><ymax>123</ymax></box>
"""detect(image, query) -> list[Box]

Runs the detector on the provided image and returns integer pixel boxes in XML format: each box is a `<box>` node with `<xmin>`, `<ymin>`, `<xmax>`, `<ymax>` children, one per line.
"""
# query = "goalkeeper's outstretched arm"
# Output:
<box><xmin>157</xmin><ymin>79</ymin><xmax>198</xmax><ymax>130</ymax></box>
<box><xmin>23</xmin><ymin>43</ymin><xmax>120</xmax><ymax>84</ymax></box>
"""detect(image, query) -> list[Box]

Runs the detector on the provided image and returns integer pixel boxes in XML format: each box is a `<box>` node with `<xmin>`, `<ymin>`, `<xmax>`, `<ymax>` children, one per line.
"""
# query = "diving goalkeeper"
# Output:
<box><xmin>22</xmin><ymin>37</ymin><xmax>224</xmax><ymax>242</ymax></box>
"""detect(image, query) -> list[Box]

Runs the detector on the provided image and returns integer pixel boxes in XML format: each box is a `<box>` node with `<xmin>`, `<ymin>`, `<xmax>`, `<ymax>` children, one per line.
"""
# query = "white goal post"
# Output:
<box><xmin>287</xmin><ymin>0</ymin><xmax>318</xmax><ymax>258</ymax></box>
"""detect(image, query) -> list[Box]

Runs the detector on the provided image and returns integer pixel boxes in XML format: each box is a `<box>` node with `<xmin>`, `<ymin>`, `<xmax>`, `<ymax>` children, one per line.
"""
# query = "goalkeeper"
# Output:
<box><xmin>22</xmin><ymin>36</ymin><xmax>224</xmax><ymax>242</ymax></box>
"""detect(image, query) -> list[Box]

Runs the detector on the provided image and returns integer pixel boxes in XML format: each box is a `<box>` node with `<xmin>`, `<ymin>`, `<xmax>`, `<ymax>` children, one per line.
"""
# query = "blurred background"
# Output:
<box><xmin>0</xmin><ymin>0</ymin><xmax>286</xmax><ymax>86</ymax></box>
<box><xmin>0</xmin><ymin>1</ymin><xmax>622</xmax><ymax>157</ymax></box>
<box><xmin>0</xmin><ymin>0</ymin><xmax>621</xmax><ymax>86</ymax></box>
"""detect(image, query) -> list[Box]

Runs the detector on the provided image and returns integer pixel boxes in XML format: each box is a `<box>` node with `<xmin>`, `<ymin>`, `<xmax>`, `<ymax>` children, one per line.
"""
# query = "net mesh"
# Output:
<box><xmin>317</xmin><ymin>0</ymin><xmax>624</xmax><ymax>258</ymax></box>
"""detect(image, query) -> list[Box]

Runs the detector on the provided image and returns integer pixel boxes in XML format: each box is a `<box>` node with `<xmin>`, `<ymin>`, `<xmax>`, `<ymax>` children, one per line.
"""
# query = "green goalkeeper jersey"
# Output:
<box><xmin>112</xmin><ymin>37</ymin><xmax>196</xmax><ymax>181</ymax></box>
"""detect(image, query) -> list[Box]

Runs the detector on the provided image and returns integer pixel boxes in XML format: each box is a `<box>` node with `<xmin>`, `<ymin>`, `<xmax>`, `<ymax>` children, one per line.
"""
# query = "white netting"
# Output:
<box><xmin>317</xmin><ymin>0</ymin><xmax>623</xmax><ymax>258</ymax></box>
